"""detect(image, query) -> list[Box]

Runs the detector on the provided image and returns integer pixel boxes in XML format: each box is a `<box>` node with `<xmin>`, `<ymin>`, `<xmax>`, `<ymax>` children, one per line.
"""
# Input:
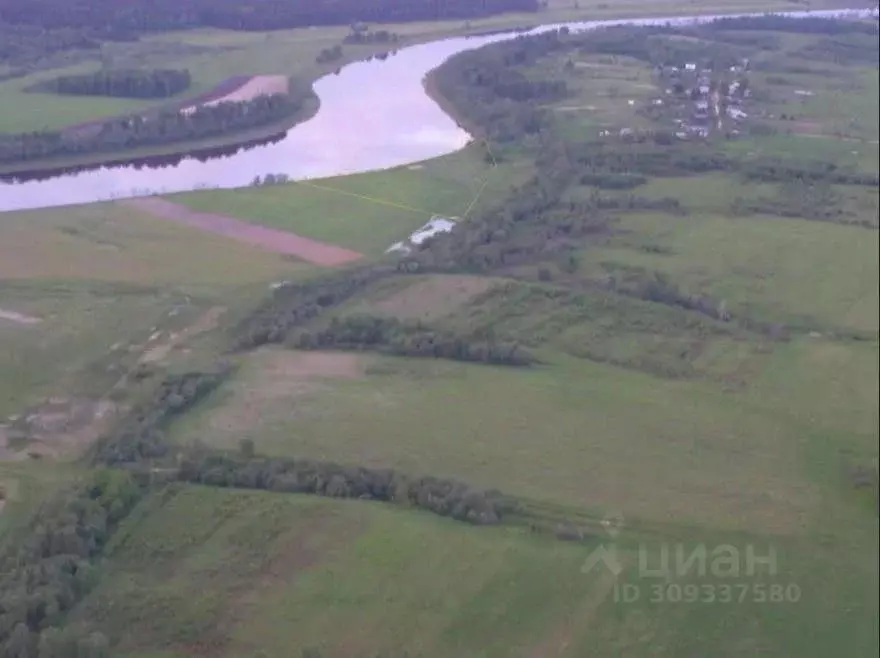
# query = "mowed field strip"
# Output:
<box><xmin>121</xmin><ymin>197</ymin><xmax>364</xmax><ymax>266</ymax></box>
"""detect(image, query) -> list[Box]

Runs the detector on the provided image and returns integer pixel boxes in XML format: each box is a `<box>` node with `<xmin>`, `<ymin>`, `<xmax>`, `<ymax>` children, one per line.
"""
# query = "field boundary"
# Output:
<box><xmin>121</xmin><ymin>197</ymin><xmax>364</xmax><ymax>266</ymax></box>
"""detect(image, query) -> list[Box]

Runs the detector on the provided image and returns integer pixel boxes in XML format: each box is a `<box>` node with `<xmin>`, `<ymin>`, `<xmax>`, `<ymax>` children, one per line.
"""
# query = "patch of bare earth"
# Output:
<box><xmin>140</xmin><ymin>306</ymin><xmax>227</xmax><ymax>365</ymax></box>
<box><xmin>121</xmin><ymin>197</ymin><xmax>363</xmax><ymax>266</ymax></box>
<box><xmin>204</xmin><ymin>75</ymin><xmax>289</xmax><ymax>106</ymax></box>
<box><xmin>0</xmin><ymin>308</ymin><xmax>41</xmax><ymax>325</ymax></box>
<box><xmin>372</xmin><ymin>275</ymin><xmax>498</xmax><ymax>322</ymax></box>
<box><xmin>1</xmin><ymin>398</ymin><xmax>120</xmax><ymax>462</ymax></box>
<box><xmin>203</xmin><ymin>349</ymin><xmax>365</xmax><ymax>439</ymax></box>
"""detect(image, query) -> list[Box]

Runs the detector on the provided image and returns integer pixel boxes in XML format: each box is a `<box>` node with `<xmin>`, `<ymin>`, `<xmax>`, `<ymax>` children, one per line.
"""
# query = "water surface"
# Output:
<box><xmin>0</xmin><ymin>8</ymin><xmax>871</xmax><ymax>213</ymax></box>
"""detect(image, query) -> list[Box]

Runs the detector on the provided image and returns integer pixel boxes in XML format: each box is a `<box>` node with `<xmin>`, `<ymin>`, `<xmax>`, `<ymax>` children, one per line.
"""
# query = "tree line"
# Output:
<box><xmin>294</xmin><ymin>314</ymin><xmax>534</xmax><ymax>366</ymax></box>
<box><xmin>35</xmin><ymin>68</ymin><xmax>191</xmax><ymax>98</ymax></box>
<box><xmin>0</xmin><ymin>0</ymin><xmax>539</xmax><ymax>35</ymax></box>
<box><xmin>0</xmin><ymin>468</ymin><xmax>141</xmax><ymax>658</ymax></box>
<box><xmin>179</xmin><ymin>451</ymin><xmax>517</xmax><ymax>526</ymax></box>
<box><xmin>0</xmin><ymin>21</ymin><xmax>99</xmax><ymax>67</ymax></box>
<box><xmin>0</xmin><ymin>92</ymin><xmax>302</xmax><ymax>165</ymax></box>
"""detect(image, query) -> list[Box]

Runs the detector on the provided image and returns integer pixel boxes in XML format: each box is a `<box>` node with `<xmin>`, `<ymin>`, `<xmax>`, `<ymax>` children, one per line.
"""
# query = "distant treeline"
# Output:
<box><xmin>36</xmin><ymin>68</ymin><xmax>191</xmax><ymax>98</ymax></box>
<box><xmin>0</xmin><ymin>21</ymin><xmax>98</xmax><ymax>66</ymax></box>
<box><xmin>705</xmin><ymin>15</ymin><xmax>878</xmax><ymax>35</ymax></box>
<box><xmin>0</xmin><ymin>92</ymin><xmax>301</xmax><ymax>165</ymax></box>
<box><xmin>0</xmin><ymin>0</ymin><xmax>538</xmax><ymax>34</ymax></box>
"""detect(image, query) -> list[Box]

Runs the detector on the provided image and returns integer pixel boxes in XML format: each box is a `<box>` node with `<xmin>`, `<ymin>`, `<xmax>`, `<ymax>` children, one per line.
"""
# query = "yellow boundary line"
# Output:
<box><xmin>293</xmin><ymin>138</ymin><xmax>501</xmax><ymax>223</ymax></box>
<box><xmin>294</xmin><ymin>180</ymin><xmax>436</xmax><ymax>215</ymax></box>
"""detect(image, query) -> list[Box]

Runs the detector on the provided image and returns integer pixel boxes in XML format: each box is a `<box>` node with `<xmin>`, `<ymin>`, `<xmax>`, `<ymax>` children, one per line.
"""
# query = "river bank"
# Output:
<box><xmin>1</xmin><ymin>4</ymin><xmax>875</xmax><ymax>211</ymax></box>
<box><xmin>1</xmin><ymin>0</ymin><xmax>869</xmax><ymax>178</ymax></box>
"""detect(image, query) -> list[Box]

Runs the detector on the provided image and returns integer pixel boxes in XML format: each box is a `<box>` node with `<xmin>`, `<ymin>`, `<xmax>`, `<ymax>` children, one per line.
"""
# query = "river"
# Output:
<box><xmin>0</xmin><ymin>7</ymin><xmax>873</xmax><ymax>213</ymax></box>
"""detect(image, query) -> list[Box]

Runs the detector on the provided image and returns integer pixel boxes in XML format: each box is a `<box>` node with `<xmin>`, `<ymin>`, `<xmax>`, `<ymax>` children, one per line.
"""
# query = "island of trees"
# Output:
<box><xmin>35</xmin><ymin>68</ymin><xmax>192</xmax><ymax>98</ymax></box>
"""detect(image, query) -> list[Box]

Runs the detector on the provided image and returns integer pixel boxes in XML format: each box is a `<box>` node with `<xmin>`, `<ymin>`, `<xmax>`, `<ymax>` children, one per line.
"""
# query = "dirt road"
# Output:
<box><xmin>121</xmin><ymin>197</ymin><xmax>364</xmax><ymax>266</ymax></box>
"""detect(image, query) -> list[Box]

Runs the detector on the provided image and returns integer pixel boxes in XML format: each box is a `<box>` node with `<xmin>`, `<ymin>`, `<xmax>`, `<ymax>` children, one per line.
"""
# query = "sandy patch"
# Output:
<box><xmin>201</xmin><ymin>75</ymin><xmax>289</xmax><ymax>107</ymax></box>
<box><xmin>123</xmin><ymin>197</ymin><xmax>363</xmax><ymax>266</ymax></box>
<box><xmin>180</xmin><ymin>75</ymin><xmax>289</xmax><ymax>115</ymax></box>
<box><xmin>140</xmin><ymin>306</ymin><xmax>227</xmax><ymax>365</ymax></box>
<box><xmin>2</xmin><ymin>398</ymin><xmax>119</xmax><ymax>462</ymax></box>
<box><xmin>0</xmin><ymin>308</ymin><xmax>41</xmax><ymax>325</ymax></box>
<box><xmin>372</xmin><ymin>275</ymin><xmax>497</xmax><ymax>322</ymax></box>
<box><xmin>201</xmin><ymin>349</ymin><xmax>365</xmax><ymax>439</ymax></box>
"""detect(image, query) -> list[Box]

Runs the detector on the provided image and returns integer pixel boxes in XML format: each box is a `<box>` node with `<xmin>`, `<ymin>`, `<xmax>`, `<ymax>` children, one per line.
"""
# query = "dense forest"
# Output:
<box><xmin>35</xmin><ymin>68</ymin><xmax>192</xmax><ymax>98</ymax></box>
<box><xmin>0</xmin><ymin>0</ymin><xmax>538</xmax><ymax>66</ymax></box>
<box><xmin>0</xmin><ymin>0</ymin><xmax>538</xmax><ymax>36</ymax></box>
<box><xmin>0</xmin><ymin>92</ymin><xmax>302</xmax><ymax>166</ymax></box>
<box><xmin>0</xmin><ymin>21</ymin><xmax>98</xmax><ymax>67</ymax></box>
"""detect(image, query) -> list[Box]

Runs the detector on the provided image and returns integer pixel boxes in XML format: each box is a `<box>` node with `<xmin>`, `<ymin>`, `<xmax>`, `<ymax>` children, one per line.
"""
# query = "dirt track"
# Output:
<box><xmin>121</xmin><ymin>197</ymin><xmax>364</xmax><ymax>266</ymax></box>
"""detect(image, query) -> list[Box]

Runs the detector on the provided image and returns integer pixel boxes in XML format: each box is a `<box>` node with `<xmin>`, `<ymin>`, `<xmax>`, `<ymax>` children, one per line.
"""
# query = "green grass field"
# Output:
<box><xmin>1</xmin><ymin>15</ymin><xmax>877</xmax><ymax>658</ymax></box>
<box><xmin>581</xmin><ymin>211</ymin><xmax>879</xmax><ymax>333</ymax></box>
<box><xmin>0</xmin><ymin>201</ymin><xmax>304</xmax><ymax>424</ymax></box>
<box><xmin>65</xmin><ymin>481</ymin><xmax>878</xmax><ymax>658</ymax></box>
<box><xmin>71</xmin><ymin>485</ymin><xmax>607</xmax><ymax>657</ymax></box>
<box><xmin>173</xmin><ymin>148</ymin><xmax>528</xmax><ymax>255</ymax></box>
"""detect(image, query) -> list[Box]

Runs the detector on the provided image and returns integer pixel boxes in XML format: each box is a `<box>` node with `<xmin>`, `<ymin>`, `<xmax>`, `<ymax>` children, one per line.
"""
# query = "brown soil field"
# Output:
<box><xmin>122</xmin><ymin>197</ymin><xmax>364</xmax><ymax>266</ymax></box>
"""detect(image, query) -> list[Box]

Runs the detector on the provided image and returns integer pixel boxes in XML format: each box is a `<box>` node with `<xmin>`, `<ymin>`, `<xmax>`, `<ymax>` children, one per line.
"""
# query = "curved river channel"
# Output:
<box><xmin>0</xmin><ymin>7</ymin><xmax>873</xmax><ymax>213</ymax></box>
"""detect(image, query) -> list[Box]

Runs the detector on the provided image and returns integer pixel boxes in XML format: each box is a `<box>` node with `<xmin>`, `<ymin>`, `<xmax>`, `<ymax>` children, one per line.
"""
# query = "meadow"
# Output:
<box><xmin>172</xmin><ymin>149</ymin><xmax>528</xmax><ymax>255</ymax></box>
<box><xmin>0</xmin><ymin>201</ymin><xmax>304</xmax><ymax>442</ymax></box>
<box><xmin>0</xmin><ymin>13</ymin><xmax>877</xmax><ymax>658</ymax></box>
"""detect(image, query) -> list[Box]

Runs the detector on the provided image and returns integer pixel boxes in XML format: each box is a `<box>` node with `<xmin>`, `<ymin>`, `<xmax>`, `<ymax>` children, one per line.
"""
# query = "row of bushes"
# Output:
<box><xmin>294</xmin><ymin>314</ymin><xmax>535</xmax><ymax>366</ymax></box>
<box><xmin>93</xmin><ymin>367</ymin><xmax>231</xmax><ymax>466</ymax></box>
<box><xmin>179</xmin><ymin>451</ymin><xmax>518</xmax><ymax>526</ymax></box>
<box><xmin>0</xmin><ymin>469</ymin><xmax>142</xmax><ymax>658</ymax></box>
<box><xmin>232</xmin><ymin>265</ymin><xmax>396</xmax><ymax>350</ymax></box>
<box><xmin>0</xmin><ymin>92</ymin><xmax>302</xmax><ymax>165</ymax></box>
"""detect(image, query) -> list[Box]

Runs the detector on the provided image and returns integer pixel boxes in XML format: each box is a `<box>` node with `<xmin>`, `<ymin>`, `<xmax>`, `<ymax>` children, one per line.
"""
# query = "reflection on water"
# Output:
<box><xmin>0</xmin><ymin>7</ymin><xmax>870</xmax><ymax>213</ymax></box>
<box><xmin>0</xmin><ymin>132</ymin><xmax>288</xmax><ymax>184</ymax></box>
